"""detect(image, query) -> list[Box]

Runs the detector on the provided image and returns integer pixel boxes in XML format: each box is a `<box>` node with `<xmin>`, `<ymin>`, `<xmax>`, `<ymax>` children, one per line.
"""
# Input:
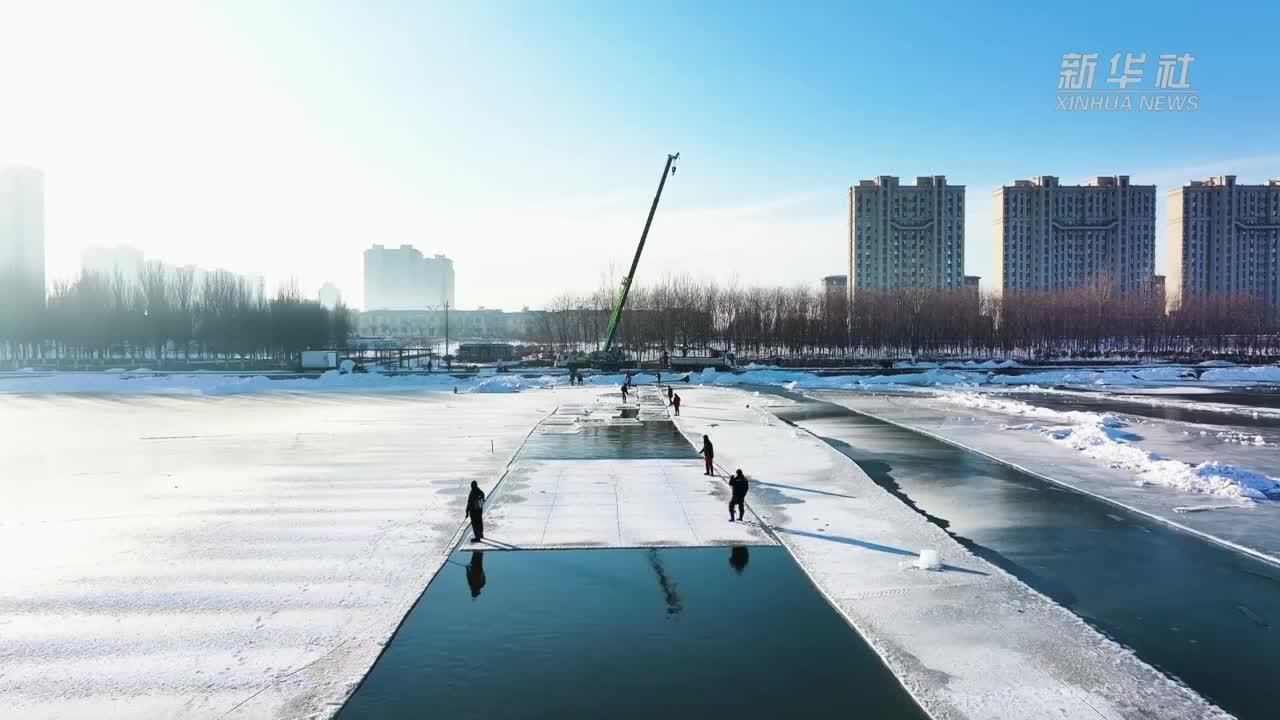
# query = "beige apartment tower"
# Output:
<box><xmin>848</xmin><ymin>175</ymin><xmax>965</xmax><ymax>295</ymax></box>
<box><xmin>1167</xmin><ymin>176</ymin><xmax>1280</xmax><ymax>311</ymax></box>
<box><xmin>994</xmin><ymin>176</ymin><xmax>1155</xmax><ymax>294</ymax></box>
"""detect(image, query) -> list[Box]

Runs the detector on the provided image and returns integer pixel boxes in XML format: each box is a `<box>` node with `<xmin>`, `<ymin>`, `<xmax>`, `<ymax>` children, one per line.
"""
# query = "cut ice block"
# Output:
<box><xmin>916</xmin><ymin>549</ymin><xmax>941</xmax><ymax>570</ymax></box>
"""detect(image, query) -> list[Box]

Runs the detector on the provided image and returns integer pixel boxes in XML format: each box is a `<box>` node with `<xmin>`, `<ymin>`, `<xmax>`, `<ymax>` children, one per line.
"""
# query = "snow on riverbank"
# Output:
<box><xmin>932</xmin><ymin>391</ymin><xmax>1280</xmax><ymax>502</ymax></box>
<box><xmin>7</xmin><ymin>360</ymin><xmax>1280</xmax><ymax>396</ymax></box>
<box><xmin>0</xmin><ymin>369</ymin><xmax>562</xmax><ymax>396</ymax></box>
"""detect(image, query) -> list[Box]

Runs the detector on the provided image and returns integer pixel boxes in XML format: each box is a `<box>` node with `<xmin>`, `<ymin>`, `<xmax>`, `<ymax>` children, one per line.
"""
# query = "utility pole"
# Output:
<box><xmin>444</xmin><ymin>300</ymin><xmax>450</xmax><ymax>369</ymax></box>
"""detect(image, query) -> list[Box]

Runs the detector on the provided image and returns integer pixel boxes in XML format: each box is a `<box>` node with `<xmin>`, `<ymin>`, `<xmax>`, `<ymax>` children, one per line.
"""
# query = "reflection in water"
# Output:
<box><xmin>466</xmin><ymin>551</ymin><xmax>486</xmax><ymax>599</ymax></box>
<box><xmin>646</xmin><ymin>549</ymin><xmax>683</xmax><ymax>616</ymax></box>
<box><xmin>341</xmin><ymin>547</ymin><xmax>928</xmax><ymax>719</ymax></box>
<box><xmin>729</xmin><ymin>546</ymin><xmax>750</xmax><ymax>574</ymax></box>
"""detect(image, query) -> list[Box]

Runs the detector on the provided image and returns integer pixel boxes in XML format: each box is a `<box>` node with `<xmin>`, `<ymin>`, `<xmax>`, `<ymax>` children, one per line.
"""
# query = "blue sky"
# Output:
<box><xmin>3</xmin><ymin>0</ymin><xmax>1278</xmax><ymax>309</ymax></box>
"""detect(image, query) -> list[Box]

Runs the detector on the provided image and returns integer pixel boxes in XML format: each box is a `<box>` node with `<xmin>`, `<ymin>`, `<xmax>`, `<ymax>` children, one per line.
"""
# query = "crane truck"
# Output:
<box><xmin>557</xmin><ymin>152</ymin><xmax>679</xmax><ymax>372</ymax></box>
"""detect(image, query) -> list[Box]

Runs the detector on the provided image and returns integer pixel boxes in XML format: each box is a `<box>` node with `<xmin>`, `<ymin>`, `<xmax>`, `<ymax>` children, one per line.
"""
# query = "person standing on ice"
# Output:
<box><xmin>699</xmin><ymin>435</ymin><xmax>715</xmax><ymax>476</ymax></box>
<box><xmin>672</xmin><ymin>392</ymin><xmax>681</xmax><ymax>416</ymax></box>
<box><xmin>621</xmin><ymin>382</ymin><xmax>629</xmax><ymax>403</ymax></box>
<box><xmin>465</xmin><ymin>481</ymin><xmax>486</xmax><ymax>542</ymax></box>
<box><xmin>727</xmin><ymin>469</ymin><xmax>748</xmax><ymax>522</ymax></box>
<box><xmin>666</xmin><ymin>385</ymin><xmax>673</xmax><ymax>403</ymax></box>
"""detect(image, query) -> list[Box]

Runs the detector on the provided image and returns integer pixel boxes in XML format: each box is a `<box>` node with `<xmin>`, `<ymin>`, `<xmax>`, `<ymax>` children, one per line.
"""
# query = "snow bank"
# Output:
<box><xmin>1198</xmin><ymin>360</ymin><xmax>1238</xmax><ymax>368</ymax></box>
<box><xmin>946</xmin><ymin>359</ymin><xmax>1023</xmax><ymax>369</ymax></box>
<box><xmin>1200</xmin><ymin>365</ymin><xmax>1280</xmax><ymax>384</ymax></box>
<box><xmin>934</xmin><ymin>391</ymin><xmax>1280</xmax><ymax>502</ymax></box>
<box><xmin>893</xmin><ymin>360</ymin><xmax>940</xmax><ymax>369</ymax></box>
<box><xmin>0</xmin><ymin>370</ymin><xmax>563</xmax><ymax>396</ymax></box>
<box><xmin>988</xmin><ymin>367</ymin><xmax>1193</xmax><ymax>387</ymax></box>
<box><xmin>687</xmin><ymin>368</ymin><xmax>982</xmax><ymax>390</ymax></box>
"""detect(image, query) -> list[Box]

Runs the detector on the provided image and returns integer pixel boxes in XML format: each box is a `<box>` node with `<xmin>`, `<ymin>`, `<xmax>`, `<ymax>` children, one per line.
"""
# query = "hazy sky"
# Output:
<box><xmin>2</xmin><ymin>0</ymin><xmax>1278</xmax><ymax>310</ymax></box>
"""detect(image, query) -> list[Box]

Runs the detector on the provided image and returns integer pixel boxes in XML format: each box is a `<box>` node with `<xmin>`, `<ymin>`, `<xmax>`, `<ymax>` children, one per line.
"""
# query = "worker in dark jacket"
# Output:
<box><xmin>465</xmin><ymin>481</ymin><xmax>486</xmax><ymax>542</ymax></box>
<box><xmin>728</xmin><ymin>469</ymin><xmax>748</xmax><ymax>522</ymax></box>
<box><xmin>699</xmin><ymin>435</ymin><xmax>715</xmax><ymax>476</ymax></box>
<box><xmin>621</xmin><ymin>382</ymin><xmax>629</xmax><ymax>403</ymax></box>
<box><xmin>672</xmin><ymin>393</ymin><xmax>681</xmax><ymax>416</ymax></box>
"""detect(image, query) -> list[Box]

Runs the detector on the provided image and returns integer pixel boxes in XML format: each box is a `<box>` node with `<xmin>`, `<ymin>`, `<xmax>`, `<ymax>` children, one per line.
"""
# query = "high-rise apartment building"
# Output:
<box><xmin>848</xmin><ymin>176</ymin><xmax>965</xmax><ymax>294</ymax></box>
<box><xmin>363</xmin><ymin>244</ymin><xmax>455</xmax><ymax>310</ymax></box>
<box><xmin>1167</xmin><ymin>176</ymin><xmax>1280</xmax><ymax>310</ymax></box>
<box><xmin>82</xmin><ymin>244</ymin><xmax>145</xmax><ymax>285</ymax></box>
<box><xmin>318</xmin><ymin>282</ymin><xmax>342</xmax><ymax>310</ymax></box>
<box><xmin>0</xmin><ymin>165</ymin><xmax>45</xmax><ymax>304</ymax></box>
<box><xmin>994</xmin><ymin>175</ymin><xmax>1156</xmax><ymax>294</ymax></box>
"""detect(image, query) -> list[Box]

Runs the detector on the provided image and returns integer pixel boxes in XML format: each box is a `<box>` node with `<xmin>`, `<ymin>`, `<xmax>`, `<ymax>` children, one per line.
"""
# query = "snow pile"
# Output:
<box><xmin>1216</xmin><ymin>430</ymin><xmax>1268</xmax><ymax>446</ymax></box>
<box><xmin>1198</xmin><ymin>359</ymin><xmax>1238</xmax><ymax>367</ymax></box>
<box><xmin>894</xmin><ymin>360</ymin><xmax>940</xmax><ymax>369</ymax></box>
<box><xmin>936</xmin><ymin>391</ymin><xmax>1280</xmax><ymax>502</ymax></box>
<box><xmin>946</xmin><ymin>359</ymin><xmax>1023</xmax><ymax>369</ymax></box>
<box><xmin>1200</xmin><ymin>365</ymin><xmax>1280</xmax><ymax>384</ymax></box>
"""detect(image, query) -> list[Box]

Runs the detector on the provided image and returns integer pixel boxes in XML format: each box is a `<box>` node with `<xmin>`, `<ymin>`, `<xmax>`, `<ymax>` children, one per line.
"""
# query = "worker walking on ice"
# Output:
<box><xmin>672</xmin><ymin>392</ymin><xmax>681</xmax><ymax>416</ymax></box>
<box><xmin>465</xmin><ymin>480</ymin><xmax>486</xmax><ymax>542</ymax></box>
<box><xmin>728</xmin><ymin>469</ymin><xmax>748</xmax><ymax>522</ymax></box>
<box><xmin>699</xmin><ymin>434</ymin><xmax>715</xmax><ymax>476</ymax></box>
<box><xmin>621</xmin><ymin>382</ymin><xmax>629</xmax><ymax>403</ymax></box>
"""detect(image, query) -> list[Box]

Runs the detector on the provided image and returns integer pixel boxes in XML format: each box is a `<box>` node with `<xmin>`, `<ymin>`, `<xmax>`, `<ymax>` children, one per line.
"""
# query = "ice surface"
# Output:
<box><xmin>0</xmin><ymin>391</ymin><xmax>553</xmax><ymax>719</ymax></box>
<box><xmin>483</xmin><ymin>458</ymin><xmax>773</xmax><ymax>549</ymax></box>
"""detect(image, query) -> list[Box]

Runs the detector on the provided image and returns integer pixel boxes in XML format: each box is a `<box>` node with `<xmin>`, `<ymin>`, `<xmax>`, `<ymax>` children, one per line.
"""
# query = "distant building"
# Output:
<box><xmin>821</xmin><ymin>274</ymin><xmax>848</xmax><ymax>296</ymax></box>
<box><xmin>318</xmin><ymin>281</ymin><xmax>342</xmax><ymax>310</ymax></box>
<box><xmin>1151</xmin><ymin>274</ymin><xmax>1166</xmax><ymax>304</ymax></box>
<box><xmin>994</xmin><ymin>175</ymin><xmax>1156</xmax><ymax>295</ymax></box>
<box><xmin>0</xmin><ymin>165</ymin><xmax>45</xmax><ymax>304</ymax></box>
<box><xmin>849</xmin><ymin>176</ymin><xmax>965</xmax><ymax>294</ymax></box>
<box><xmin>82</xmin><ymin>244</ymin><xmax>145</xmax><ymax>285</ymax></box>
<box><xmin>1167</xmin><ymin>176</ymin><xmax>1280</xmax><ymax>311</ymax></box>
<box><xmin>363</xmin><ymin>244</ymin><xmax>455</xmax><ymax>310</ymax></box>
<box><xmin>964</xmin><ymin>275</ymin><xmax>981</xmax><ymax>303</ymax></box>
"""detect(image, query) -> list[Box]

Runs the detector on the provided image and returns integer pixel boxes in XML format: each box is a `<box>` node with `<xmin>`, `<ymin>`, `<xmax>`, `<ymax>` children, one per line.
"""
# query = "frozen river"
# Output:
<box><xmin>0</xmin><ymin>392</ymin><xmax>554</xmax><ymax>719</ymax></box>
<box><xmin>773</xmin><ymin>394</ymin><xmax>1280</xmax><ymax>720</ymax></box>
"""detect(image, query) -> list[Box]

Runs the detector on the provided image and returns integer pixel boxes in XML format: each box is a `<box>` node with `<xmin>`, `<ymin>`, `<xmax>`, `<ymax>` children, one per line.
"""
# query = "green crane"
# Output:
<box><xmin>595</xmin><ymin>152</ymin><xmax>680</xmax><ymax>365</ymax></box>
<box><xmin>558</xmin><ymin>152</ymin><xmax>679</xmax><ymax>372</ymax></box>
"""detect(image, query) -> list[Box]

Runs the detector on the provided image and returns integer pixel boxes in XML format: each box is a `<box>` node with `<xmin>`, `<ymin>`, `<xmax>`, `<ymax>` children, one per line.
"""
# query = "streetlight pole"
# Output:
<box><xmin>444</xmin><ymin>301</ymin><xmax>450</xmax><ymax>369</ymax></box>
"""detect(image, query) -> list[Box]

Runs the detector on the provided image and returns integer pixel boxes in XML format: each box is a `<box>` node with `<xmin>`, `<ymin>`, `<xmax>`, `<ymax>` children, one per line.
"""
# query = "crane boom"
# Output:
<box><xmin>602</xmin><ymin>152</ymin><xmax>679</xmax><ymax>353</ymax></box>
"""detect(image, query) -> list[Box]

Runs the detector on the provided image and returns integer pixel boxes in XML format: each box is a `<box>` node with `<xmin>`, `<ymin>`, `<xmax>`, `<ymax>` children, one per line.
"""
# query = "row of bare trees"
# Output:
<box><xmin>527</xmin><ymin>275</ymin><xmax>1280</xmax><ymax>360</ymax></box>
<box><xmin>1</xmin><ymin>264</ymin><xmax>353</xmax><ymax>368</ymax></box>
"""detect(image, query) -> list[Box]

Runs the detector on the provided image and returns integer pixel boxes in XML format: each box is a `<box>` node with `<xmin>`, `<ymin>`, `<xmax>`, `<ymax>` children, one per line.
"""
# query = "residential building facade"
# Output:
<box><xmin>994</xmin><ymin>175</ymin><xmax>1156</xmax><ymax>294</ymax></box>
<box><xmin>318</xmin><ymin>282</ymin><xmax>342</xmax><ymax>310</ymax></box>
<box><xmin>1167</xmin><ymin>176</ymin><xmax>1280</xmax><ymax>310</ymax></box>
<box><xmin>0</xmin><ymin>165</ymin><xmax>45</xmax><ymax>304</ymax></box>
<box><xmin>363</xmin><ymin>244</ymin><xmax>455</xmax><ymax>310</ymax></box>
<box><xmin>849</xmin><ymin>176</ymin><xmax>965</xmax><ymax>294</ymax></box>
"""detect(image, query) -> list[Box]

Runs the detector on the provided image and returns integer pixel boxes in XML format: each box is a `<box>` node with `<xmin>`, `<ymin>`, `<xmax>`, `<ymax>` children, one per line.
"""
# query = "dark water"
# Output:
<box><xmin>340</xmin><ymin>547</ymin><xmax>925</xmax><ymax>720</ymax></box>
<box><xmin>521</xmin><ymin>422</ymin><xmax>698</xmax><ymax>460</ymax></box>
<box><xmin>772</xmin><ymin>399</ymin><xmax>1280</xmax><ymax>720</ymax></box>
